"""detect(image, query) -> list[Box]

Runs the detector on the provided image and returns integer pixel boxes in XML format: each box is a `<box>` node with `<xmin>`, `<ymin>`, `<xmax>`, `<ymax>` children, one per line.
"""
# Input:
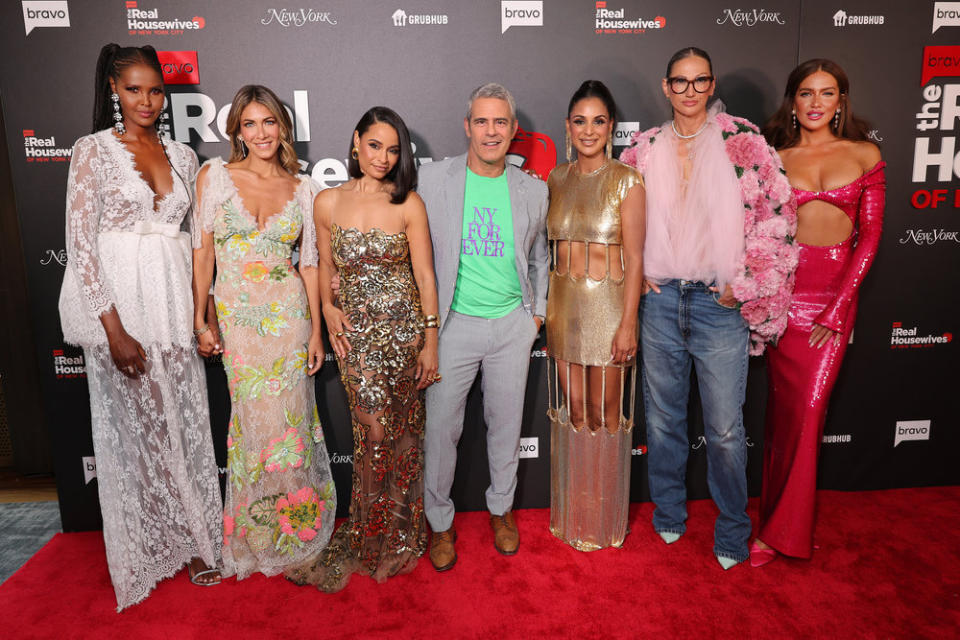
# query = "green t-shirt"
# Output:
<box><xmin>450</xmin><ymin>168</ymin><xmax>522</xmax><ymax>318</ymax></box>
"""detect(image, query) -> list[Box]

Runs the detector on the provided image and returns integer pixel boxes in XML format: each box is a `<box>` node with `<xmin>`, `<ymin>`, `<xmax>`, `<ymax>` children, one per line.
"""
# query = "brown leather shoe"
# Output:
<box><xmin>490</xmin><ymin>511</ymin><xmax>519</xmax><ymax>555</ymax></box>
<box><xmin>429</xmin><ymin>527</ymin><xmax>457</xmax><ymax>572</ymax></box>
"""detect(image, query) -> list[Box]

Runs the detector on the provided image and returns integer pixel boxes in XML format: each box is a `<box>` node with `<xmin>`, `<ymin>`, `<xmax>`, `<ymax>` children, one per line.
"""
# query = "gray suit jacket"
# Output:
<box><xmin>418</xmin><ymin>153</ymin><xmax>549</xmax><ymax>327</ymax></box>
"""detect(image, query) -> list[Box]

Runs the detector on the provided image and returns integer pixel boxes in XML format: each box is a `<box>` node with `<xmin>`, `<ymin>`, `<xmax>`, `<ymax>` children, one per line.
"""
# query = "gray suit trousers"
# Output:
<box><xmin>424</xmin><ymin>305</ymin><xmax>540</xmax><ymax>531</ymax></box>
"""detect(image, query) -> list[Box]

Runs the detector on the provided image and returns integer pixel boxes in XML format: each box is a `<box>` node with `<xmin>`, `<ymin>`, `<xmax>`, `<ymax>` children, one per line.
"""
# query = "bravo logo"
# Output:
<box><xmin>518</xmin><ymin>437</ymin><xmax>539</xmax><ymax>459</ymax></box>
<box><xmin>894</xmin><ymin>420</ymin><xmax>931</xmax><ymax>447</ymax></box>
<box><xmin>933</xmin><ymin>2</ymin><xmax>960</xmax><ymax>33</ymax></box>
<box><xmin>501</xmin><ymin>0</ymin><xmax>542</xmax><ymax>34</ymax></box>
<box><xmin>157</xmin><ymin>51</ymin><xmax>199</xmax><ymax>85</ymax></box>
<box><xmin>507</xmin><ymin>127</ymin><xmax>557</xmax><ymax>181</ymax></box>
<box><xmin>22</xmin><ymin>1</ymin><xmax>70</xmax><ymax>36</ymax></box>
<box><xmin>82</xmin><ymin>456</ymin><xmax>97</xmax><ymax>484</ymax></box>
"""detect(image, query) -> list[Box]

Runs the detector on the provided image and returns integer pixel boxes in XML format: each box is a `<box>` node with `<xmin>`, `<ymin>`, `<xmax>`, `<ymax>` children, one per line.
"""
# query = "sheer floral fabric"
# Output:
<box><xmin>196</xmin><ymin>158</ymin><xmax>335</xmax><ymax>579</ymax></box>
<box><xmin>58</xmin><ymin>129</ymin><xmax>223</xmax><ymax>611</ymax></box>
<box><xmin>288</xmin><ymin>224</ymin><xmax>426</xmax><ymax>593</ymax></box>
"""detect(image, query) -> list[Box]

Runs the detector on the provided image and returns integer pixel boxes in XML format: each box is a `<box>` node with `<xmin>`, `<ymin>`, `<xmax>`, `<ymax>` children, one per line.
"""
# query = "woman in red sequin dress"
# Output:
<box><xmin>754</xmin><ymin>59</ymin><xmax>885</xmax><ymax>566</ymax></box>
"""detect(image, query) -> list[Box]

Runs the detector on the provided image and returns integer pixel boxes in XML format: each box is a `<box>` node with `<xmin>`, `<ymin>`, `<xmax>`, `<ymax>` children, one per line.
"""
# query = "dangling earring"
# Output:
<box><xmin>791</xmin><ymin>109</ymin><xmax>797</xmax><ymax>129</ymax></box>
<box><xmin>237</xmin><ymin>136</ymin><xmax>248</xmax><ymax>158</ymax></box>
<box><xmin>605</xmin><ymin>136</ymin><xmax>613</xmax><ymax>159</ymax></box>
<box><xmin>157</xmin><ymin>111</ymin><xmax>169</xmax><ymax>140</ymax></box>
<box><xmin>351</xmin><ymin>146</ymin><xmax>359</xmax><ymax>160</ymax></box>
<box><xmin>833</xmin><ymin>109</ymin><xmax>841</xmax><ymax>130</ymax></box>
<box><xmin>565</xmin><ymin>130</ymin><xmax>572</xmax><ymax>163</ymax></box>
<box><xmin>112</xmin><ymin>93</ymin><xmax>125</xmax><ymax>135</ymax></box>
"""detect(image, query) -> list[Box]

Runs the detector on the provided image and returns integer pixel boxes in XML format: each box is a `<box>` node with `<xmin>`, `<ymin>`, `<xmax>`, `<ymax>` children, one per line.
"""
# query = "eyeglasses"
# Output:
<box><xmin>667</xmin><ymin>76</ymin><xmax>714</xmax><ymax>94</ymax></box>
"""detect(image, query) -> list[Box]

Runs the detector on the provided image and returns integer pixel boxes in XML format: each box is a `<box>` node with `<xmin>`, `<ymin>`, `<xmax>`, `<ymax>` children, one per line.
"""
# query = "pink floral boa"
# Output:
<box><xmin>620</xmin><ymin>112</ymin><xmax>798</xmax><ymax>355</ymax></box>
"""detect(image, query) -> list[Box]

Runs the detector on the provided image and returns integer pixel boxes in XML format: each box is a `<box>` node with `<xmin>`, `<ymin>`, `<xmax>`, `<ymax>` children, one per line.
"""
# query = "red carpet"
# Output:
<box><xmin>1</xmin><ymin>487</ymin><xmax>958</xmax><ymax>639</ymax></box>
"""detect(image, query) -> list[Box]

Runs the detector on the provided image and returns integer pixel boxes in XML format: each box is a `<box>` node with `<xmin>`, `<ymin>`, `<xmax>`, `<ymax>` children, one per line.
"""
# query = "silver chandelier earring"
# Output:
<box><xmin>791</xmin><ymin>109</ymin><xmax>797</xmax><ymax>129</ymax></box>
<box><xmin>237</xmin><ymin>136</ymin><xmax>248</xmax><ymax>158</ymax></box>
<box><xmin>112</xmin><ymin>93</ymin><xmax>125</xmax><ymax>135</ymax></box>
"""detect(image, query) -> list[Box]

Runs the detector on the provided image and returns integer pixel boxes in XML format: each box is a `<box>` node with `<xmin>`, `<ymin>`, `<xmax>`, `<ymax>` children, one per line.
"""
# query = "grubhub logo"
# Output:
<box><xmin>933</xmin><ymin>2</ymin><xmax>960</xmax><ymax>33</ymax></box>
<box><xmin>894</xmin><ymin>420</ymin><xmax>931</xmax><ymax>447</ymax></box>
<box><xmin>507</xmin><ymin>127</ymin><xmax>557</xmax><ymax>181</ymax></box>
<box><xmin>22</xmin><ymin>1</ymin><xmax>69</xmax><ymax>35</ymax></box>
<box><xmin>23</xmin><ymin>129</ymin><xmax>72</xmax><ymax>163</ymax></box>
<box><xmin>392</xmin><ymin>8</ymin><xmax>448</xmax><ymax>27</ymax></box>
<box><xmin>157</xmin><ymin>51</ymin><xmax>199</xmax><ymax>85</ymax></box>
<box><xmin>501</xmin><ymin>0</ymin><xmax>542</xmax><ymax>34</ymax></box>
<box><xmin>53</xmin><ymin>348</ymin><xmax>86</xmax><ymax>378</ymax></box>
<box><xmin>126</xmin><ymin>1</ymin><xmax>204</xmax><ymax>35</ymax></box>
<box><xmin>890</xmin><ymin>321</ymin><xmax>952</xmax><ymax>348</ymax></box>
<box><xmin>595</xmin><ymin>1</ymin><xmax>665</xmax><ymax>35</ymax></box>
<box><xmin>832</xmin><ymin>9</ymin><xmax>884</xmax><ymax>27</ymax></box>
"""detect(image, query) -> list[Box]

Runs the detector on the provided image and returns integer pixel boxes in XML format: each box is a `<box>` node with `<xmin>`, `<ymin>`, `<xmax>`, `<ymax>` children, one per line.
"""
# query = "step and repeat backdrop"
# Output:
<box><xmin>1</xmin><ymin>1</ymin><xmax>957</xmax><ymax>530</ymax></box>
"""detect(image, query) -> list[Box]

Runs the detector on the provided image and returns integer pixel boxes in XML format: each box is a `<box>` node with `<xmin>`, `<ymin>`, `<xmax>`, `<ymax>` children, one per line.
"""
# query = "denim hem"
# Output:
<box><xmin>655</xmin><ymin>526</ymin><xmax>686</xmax><ymax>535</ymax></box>
<box><xmin>714</xmin><ymin>548</ymin><xmax>749</xmax><ymax>563</ymax></box>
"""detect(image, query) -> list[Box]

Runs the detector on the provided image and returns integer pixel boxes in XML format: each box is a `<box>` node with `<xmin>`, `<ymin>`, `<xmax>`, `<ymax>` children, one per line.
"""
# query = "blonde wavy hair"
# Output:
<box><xmin>225</xmin><ymin>85</ymin><xmax>299</xmax><ymax>175</ymax></box>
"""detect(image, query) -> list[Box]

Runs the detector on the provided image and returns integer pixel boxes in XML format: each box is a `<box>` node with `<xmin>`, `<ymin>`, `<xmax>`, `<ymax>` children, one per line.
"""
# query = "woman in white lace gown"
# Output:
<box><xmin>192</xmin><ymin>85</ymin><xmax>336</xmax><ymax>580</ymax></box>
<box><xmin>58</xmin><ymin>44</ymin><xmax>223</xmax><ymax>611</ymax></box>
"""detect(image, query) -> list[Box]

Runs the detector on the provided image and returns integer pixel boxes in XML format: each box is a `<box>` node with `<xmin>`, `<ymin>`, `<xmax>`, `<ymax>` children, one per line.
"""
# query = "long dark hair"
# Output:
<box><xmin>347</xmin><ymin>107</ymin><xmax>417</xmax><ymax>205</ymax></box>
<box><xmin>225</xmin><ymin>85</ymin><xmax>300</xmax><ymax>175</ymax></box>
<box><xmin>665</xmin><ymin>46</ymin><xmax>713</xmax><ymax>79</ymax></box>
<box><xmin>567</xmin><ymin>80</ymin><xmax>618</xmax><ymax>121</ymax></box>
<box><xmin>92</xmin><ymin>43</ymin><xmax>164</xmax><ymax>134</ymax></box>
<box><xmin>763</xmin><ymin>58</ymin><xmax>873</xmax><ymax>150</ymax></box>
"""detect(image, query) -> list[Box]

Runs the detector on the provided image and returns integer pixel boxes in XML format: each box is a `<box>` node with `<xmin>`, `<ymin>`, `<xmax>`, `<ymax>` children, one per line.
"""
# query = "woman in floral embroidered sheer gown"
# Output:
<box><xmin>288</xmin><ymin>106</ymin><xmax>439</xmax><ymax>593</ymax></box>
<box><xmin>192</xmin><ymin>85</ymin><xmax>336</xmax><ymax>579</ymax></box>
<box><xmin>58</xmin><ymin>44</ymin><xmax>223</xmax><ymax>610</ymax></box>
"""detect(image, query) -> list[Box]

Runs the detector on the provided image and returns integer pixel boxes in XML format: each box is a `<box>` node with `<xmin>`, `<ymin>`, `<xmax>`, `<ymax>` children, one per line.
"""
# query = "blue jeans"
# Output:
<box><xmin>642</xmin><ymin>280</ymin><xmax>750</xmax><ymax>562</ymax></box>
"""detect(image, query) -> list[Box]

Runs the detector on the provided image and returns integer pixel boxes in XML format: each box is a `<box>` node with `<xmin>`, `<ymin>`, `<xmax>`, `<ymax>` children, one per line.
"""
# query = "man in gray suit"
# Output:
<box><xmin>419</xmin><ymin>83</ymin><xmax>549</xmax><ymax>571</ymax></box>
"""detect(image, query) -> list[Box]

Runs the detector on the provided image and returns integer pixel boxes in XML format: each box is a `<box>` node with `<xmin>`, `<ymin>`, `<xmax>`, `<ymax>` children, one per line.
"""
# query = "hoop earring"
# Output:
<box><xmin>833</xmin><ymin>109</ymin><xmax>841</xmax><ymax>130</ymax></box>
<box><xmin>791</xmin><ymin>109</ymin><xmax>797</xmax><ymax>129</ymax></box>
<box><xmin>565</xmin><ymin>131</ymin><xmax>572</xmax><ymax>163</ymax></box>
<box><xmin>112</xmin><ymin>93</ymin><xmax>125</xmax><ymax>135</ymax></box>
<box><xmin>605</xmin><ymin>137</ymin><xmax>613</xmax><ymax>159</ymax></box>
<box><xmin>351</xmin><ymin>146</ymin><xmax>359</xmax><ymax>160</ymax></box>
<box><xmin>237</xmin><ymin>136</ymin><xmax>248</xmax><ymax>159</ymax></box>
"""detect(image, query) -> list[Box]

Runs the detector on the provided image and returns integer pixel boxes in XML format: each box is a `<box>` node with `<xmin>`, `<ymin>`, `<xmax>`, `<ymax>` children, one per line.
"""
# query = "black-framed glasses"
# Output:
<box><xmin>668</xmin><ymin>76</ymin><xmax>714</xmax><ymax>94</ymax></box>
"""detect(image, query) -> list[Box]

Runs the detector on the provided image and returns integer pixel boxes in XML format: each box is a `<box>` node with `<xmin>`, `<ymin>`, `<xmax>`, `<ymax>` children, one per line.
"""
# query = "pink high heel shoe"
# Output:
<box><xmin>750</xmin><ymin>540</ymin><xmax>777</xmax><ymax>568</ymax></box>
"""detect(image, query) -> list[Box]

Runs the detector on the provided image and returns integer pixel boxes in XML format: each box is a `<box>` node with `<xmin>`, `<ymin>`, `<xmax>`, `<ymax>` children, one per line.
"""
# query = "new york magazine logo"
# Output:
<box><xmin>890</xmin><ymin>321</ymin><xmax>952</xmax><ymax>348</ymax></box>
<box><xmin>22</xmin><ymin>1</ymin><xmax>69</xmax><ymax>35</ymax></box>
<box><xmin>392</xmin><ymin>9</ymin><xmax>448</xmax><ymax>27</ymax></box>
<box><xmin>23</xmin><ymin>129</ymin><xmax>72</xmax><ymax>163</ymax></box>
<box><xmin>832</xmin><ymin>9</ymin><xmax>884</xmax><ymax>27</ymax></box>
<box><xmin>260</xmin><ymin>8</ymin><xmax>336</xmax><ymax>27</ymax></box>
<box><xmin>501</xmin><ymin>1</ymin><xmax>542</xmax><ymax>34</ymax></box>
<box><xmin>126</xmin><ymin>1</ymin><xmax>205</xmax><ymax>35</ymax></box>
<box><xmin>595</xmin><ymin>1</ymin><xmax>664</xmax><ymax>35</ymax></box>
<box><xmin>40</xmin><ymin>248</ymin><xmax>67</xmax><ymax>266</ymax></box>
<box><xmin>899</xmin><ymin>228</ymin><xmax>960</xmax><ymax>245</ymax></box>
<box><xmin>716</xmin><ymin>8</ymin><xmax>785</xmax><ymax>27</ymax></box>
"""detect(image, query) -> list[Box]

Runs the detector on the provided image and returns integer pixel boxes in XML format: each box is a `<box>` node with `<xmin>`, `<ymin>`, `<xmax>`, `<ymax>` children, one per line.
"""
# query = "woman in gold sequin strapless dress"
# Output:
<box><xmin>288</xmin><ymin>107</ymin><xmax>439</xmax><ymax>592</ymax></box>
<box><xmin>546</xmin><ymin>82</ymin><xmax>646</xmax><ymax>551</ymax></box>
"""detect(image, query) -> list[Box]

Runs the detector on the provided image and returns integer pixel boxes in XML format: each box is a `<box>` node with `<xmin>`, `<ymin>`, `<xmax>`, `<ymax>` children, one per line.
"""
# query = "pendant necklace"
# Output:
<box><xmin>671</xmin><ymin>119</ymin><xmax>708</xmax><ymax>140</ymax></box>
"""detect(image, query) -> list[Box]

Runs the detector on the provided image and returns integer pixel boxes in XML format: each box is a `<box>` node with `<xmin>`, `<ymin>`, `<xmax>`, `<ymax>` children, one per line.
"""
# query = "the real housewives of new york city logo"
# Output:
<box><xmin>53</xmin><ymin>348</ymin><xmax>86</xmax><ymax>378</ymax></box>
<box><xmin>889</xmin><ymin>322</ymin><xmax>952</xmax><ymax>348</ymax></box>
<box><xmin>125</xmin><ymin>1</ymin><xmax>204</xmax><ymax>35</ymax></box>
<box><xmin>22</xmin><ymin>1</ymin><xmax>70</xmax><ymax>35</ymax></box>
<box><xmin>23</xmin><ymin>129</ymin><xmax>72</xmax><ymax>163</ymax></box>
<box><xmin>894</xmin><ymin>420</ymin><xmax>931</xmax><ymax>447</ymax></box>
<box><xmin>595</xmin><ymin>1</ymin><xmax>664</xmax><ymax>34</ymax></box>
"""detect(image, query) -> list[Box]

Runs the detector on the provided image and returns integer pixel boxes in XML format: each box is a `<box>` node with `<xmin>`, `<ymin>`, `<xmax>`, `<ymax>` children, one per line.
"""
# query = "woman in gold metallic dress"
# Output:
<box><xmin>290</xmin><ymin>107</ymin><xmax>439</xmax><ymax>592</ymax></box>
<box><xmin>546</xmin><ymin>81</ymin><xmax>646</xmax><ymax>550</ymax></box>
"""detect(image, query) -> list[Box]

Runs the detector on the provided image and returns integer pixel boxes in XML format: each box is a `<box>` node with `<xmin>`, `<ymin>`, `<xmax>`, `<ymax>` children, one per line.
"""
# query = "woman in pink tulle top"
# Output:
<box><xmin>753</xmin><ymin>59</ymin><xmax>885</xmax><ymax>567</ymax></box>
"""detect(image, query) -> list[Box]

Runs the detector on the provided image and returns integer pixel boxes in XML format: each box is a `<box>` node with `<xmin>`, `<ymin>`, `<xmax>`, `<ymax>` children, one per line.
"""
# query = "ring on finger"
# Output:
<box><xmin>335</xmin><ymin>331</ymin><xmax>344</xmax><ymax>337</ymax></box>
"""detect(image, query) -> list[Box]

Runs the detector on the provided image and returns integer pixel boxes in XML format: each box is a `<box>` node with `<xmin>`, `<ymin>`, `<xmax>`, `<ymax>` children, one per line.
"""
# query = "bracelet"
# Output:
<box><xmin>193</xmin><ymin>324</ymin><xmax>210</xmax><ymax>337</ymax></box>
<box><xmin>424</xmin><ymin>314</ymin><xmax>439</xmax><ymax>329</ymax></box>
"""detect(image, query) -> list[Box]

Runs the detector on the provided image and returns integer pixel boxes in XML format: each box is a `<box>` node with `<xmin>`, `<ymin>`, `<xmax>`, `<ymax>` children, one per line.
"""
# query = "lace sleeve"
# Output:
<box><xmin>65</xmin><ymin>135</ymin><xmax>115</xmax><ymax>318</ymax></box>
<box><xmin>192</xmin><ymin>158</ymin><xmax>220</xmax><ymax>249</ymax></box>
<box><xmin>815</xmin><ymin>164</ymin><xmax>886</xmax><ymax>333</ymax></box>
<box><xmin>298</xmin><ymin>176</ymin><xmax>321</xmax><ymax>268</ymax></box>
